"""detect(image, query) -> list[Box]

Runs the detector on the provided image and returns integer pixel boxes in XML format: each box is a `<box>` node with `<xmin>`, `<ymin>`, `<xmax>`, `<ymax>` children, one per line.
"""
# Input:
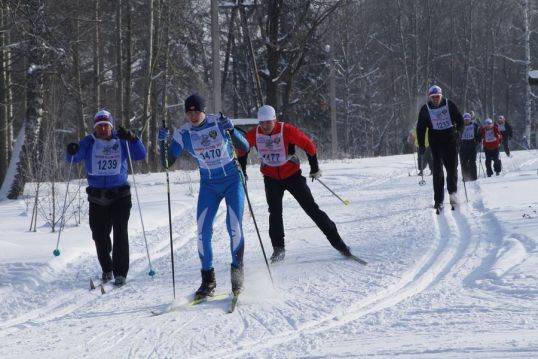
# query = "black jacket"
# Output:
<box><xmin>417</xmin><ymin>98</ymin><xmax>464</xmax><ymax>148</ymax></box>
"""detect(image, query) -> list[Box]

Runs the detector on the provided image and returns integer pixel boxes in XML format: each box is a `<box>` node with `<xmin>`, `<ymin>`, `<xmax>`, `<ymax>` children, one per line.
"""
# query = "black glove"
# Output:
<box><xmin>307</xmin><ymin>153</ymin><xmax>320</xmax><ymax>182</ymax></box>
<box><xmin>418</xmin><ymin>147</ymin><xmax>426</xmax><ymax>155</ymax></box>
<box><xmin>67</xmin><ymin>143</ymin><xmax>79</xmax><ymax>156</ymax></box>
<box><xmin>117</xmin><ymin>125</ymin><xmax>136</xmax><ymax>142</ymax></box>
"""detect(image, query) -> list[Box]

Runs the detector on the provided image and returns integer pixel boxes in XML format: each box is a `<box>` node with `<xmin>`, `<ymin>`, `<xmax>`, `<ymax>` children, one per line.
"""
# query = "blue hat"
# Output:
<box><xmin>94</xmin><ymin>110</ymin><xmax>113</xmax><ymax>128</ymax></box>
<box><xmin>184</xmin><ymin>94</ymin><xmax>205</xmax><ymax>113</ymax></box>
<box><xmin>428</xmin><ymin>85</ymin><xmax>442</xmax><ymax>97</ymax></box>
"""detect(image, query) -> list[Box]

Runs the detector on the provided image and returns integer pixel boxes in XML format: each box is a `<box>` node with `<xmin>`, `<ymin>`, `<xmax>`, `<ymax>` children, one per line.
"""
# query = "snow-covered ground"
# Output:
<box><xmin>1</xmin><ymin>150</ymin><xmax>538</xmax><ymax>358</ymax></box>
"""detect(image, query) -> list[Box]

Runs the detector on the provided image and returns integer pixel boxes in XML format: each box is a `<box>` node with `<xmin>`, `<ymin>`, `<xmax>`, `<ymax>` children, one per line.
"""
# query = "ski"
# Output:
<box><xmin>348</xmin><ymin>254</ymin><xmax>368</xmax><ymax>265</ymax></box>
<box><xmin>90</xmin><ymin>278</ymin><xmax>124</xmax><ymax>294</ymax></box>
<box><xmin>228</xmin><ymin>293</ymin><xmax>240</xmax><ymax>313</ymax></box>
<box><xmin>434</xmin><ymin>204</ymin><xmax>444</xmax><ymax>215</ymax></box>
<box><xmin>151</xmin><ymin>293</ymin><xmax>229</xmax><ymax>316</ymax></box>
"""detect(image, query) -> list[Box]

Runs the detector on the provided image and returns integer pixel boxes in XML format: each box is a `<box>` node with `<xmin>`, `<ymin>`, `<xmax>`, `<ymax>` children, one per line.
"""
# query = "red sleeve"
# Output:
<box><xmin>244</xmin><ymin>127</ymin><xmax>257</xmax><ymax>148</ymax></box>
<box><xmin>284</xmin><ymin>123</ymin><xmax>316</xmax><ymax>156</ymax></box>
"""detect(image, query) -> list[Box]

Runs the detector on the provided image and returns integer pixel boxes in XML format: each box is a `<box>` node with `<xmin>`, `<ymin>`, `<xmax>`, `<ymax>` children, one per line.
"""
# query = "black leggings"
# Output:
<box><xmin>264</xmin><ymin>172</ymin><xmax>347</xmax><ymax>252</ymax></box>
<box><xmin>89</xmin><ymin>195</ymin><xmax>132</xmax><ymax>277</ymax></box>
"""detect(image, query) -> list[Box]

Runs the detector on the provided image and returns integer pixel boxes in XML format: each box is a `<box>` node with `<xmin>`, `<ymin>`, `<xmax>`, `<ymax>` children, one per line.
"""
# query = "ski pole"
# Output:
<box><xmin>458</xmin><ymin>152</ymin><xmax>469</xmax><ymax>202</ymax></box>
<box><xmin>225</xmin><ymin>129</ymin><xmax>274</xmax><ymax>288</ymax></box>
<box><xmin>53</xmin><ymin>156</ymin><xmax>74</xmax><ymax>256</ymax></box>
<box><xmin>316</xmin><ymin>178</ymin><xmax>350</xmax><ymax>205</ymax></box>
<box><xmin>418</xmin><ymin>152</ymin><xmax>426</xmax><ymax>186</ymax></box>
<box><xmin>162</xmin><ymin>120</ymin><xmax>177</xmax><ymax>299</ymax></box>
<box><xmin>125</xmin><ymin>138</ymin><xmax>155</xmax><ymax>277</ymax></box>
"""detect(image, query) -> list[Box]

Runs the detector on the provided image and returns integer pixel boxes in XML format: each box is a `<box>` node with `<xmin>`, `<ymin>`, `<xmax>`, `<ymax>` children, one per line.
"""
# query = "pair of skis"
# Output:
<box><xmin>151</xmin><ymin>292</ymin><xmax>240</xmax><ymax>316</ymax></box>
<box><xmin>89</xmin><ymin>278</ymin><xmax>124</xmax><ymax>294</ymax></box>
<box><xmin>434</xmin><ymin>203</ymin><xmax>456</xmax><ymax>215</ymax></box>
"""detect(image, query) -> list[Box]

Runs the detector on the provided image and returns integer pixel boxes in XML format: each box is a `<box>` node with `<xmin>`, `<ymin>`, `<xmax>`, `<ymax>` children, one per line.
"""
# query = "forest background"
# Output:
<box><xmin>0</xmin><ymin>0</ymin><xmax>537</xmax><ymax>199</ymax></box>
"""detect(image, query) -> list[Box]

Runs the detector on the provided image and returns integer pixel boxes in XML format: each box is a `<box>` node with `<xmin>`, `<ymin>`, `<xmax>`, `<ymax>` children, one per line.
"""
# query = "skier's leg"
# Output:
<box><xmin>89</xmin><ymin>201</ymin><xmax>113</xmax><ymax>274</ymax></box>
<box><xmin>430</xmin><ymin>144</ymin><xmax>445</xmax><ymax>204</ymax></box>
<box><xmin>224</xmin><ymin>173</ymin><xmax>245</xmax><ymax>269</ymax></box>
<box><xmin>286</xmin><ymin>172</ymin><xmax>348</xmax><ymax>252</ymax></box>
<box><xmin>197</xmin><ymin>181</ymin><xmax>222</xmax><ymax>271</ymax></box>
<box><xmin>443</xmin><ymin>143</ymin><xmax>458</xmax><ymax>194</ymax></box>
<box><xmin>264</xmin><ymin>176</ymin><xmax>286</xmax><ymax>249</ymax></box>
<box><xmin>111</xmin><ymin>195</ymin><xmax>132</xmax><ymax>278</ymax></box>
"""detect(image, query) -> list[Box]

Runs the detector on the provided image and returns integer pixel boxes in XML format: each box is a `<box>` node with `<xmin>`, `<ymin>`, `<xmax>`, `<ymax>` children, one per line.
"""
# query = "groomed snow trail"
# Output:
<box><xmin>1</xmin><ymin>152</ymin><xmax>537</xmax><ymax>358</ymax></box>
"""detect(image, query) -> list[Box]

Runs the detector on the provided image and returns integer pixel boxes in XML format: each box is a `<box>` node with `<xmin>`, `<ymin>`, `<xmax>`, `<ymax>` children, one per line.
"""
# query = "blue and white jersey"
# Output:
<box><xmin>66</xmin><ymin>133</ymin><xmax>146</xmax><ymax>189</ymax></box>
<box><xmin>168</xmin><ymin>114</ymin><xmax>249</xmax><ymax>180</ymax></box>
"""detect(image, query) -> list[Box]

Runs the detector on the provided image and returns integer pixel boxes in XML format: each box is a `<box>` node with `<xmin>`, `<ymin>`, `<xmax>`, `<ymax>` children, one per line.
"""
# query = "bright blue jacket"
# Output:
<box><xmin>66</xmin><ymin>133</ymin><xmax>146</xmax><ymax>189</ymax></box>
<box><xmin>165</xmin><ymin>114</ymin><xmax>249</xmax><ymax>180</ymax></box>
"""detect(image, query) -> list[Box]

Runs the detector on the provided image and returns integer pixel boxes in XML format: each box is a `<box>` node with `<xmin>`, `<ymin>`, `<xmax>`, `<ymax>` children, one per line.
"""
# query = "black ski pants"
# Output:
<box><xmin>430</xmin><ymin>141</ymin><xmax>459</xmax><ymax>204</ymax></box>
<box><xmin>484</xmin><ymin>147</ymin><xmax>502</xmax><ymax>176</ymax></box>
<box><xmin>264</xmin><ymin>171</ymin><xmax>347</xmax><ymax>252</ymax></box>
<box><xmin>459</xmin><ymin>142</ymin><xmax>477</xmax><ymax>181</ymax></box>
<box><xmin>89</xmin><ymin>195</ymin><xmax>132</xmax><ymax>278</ymax></box>
<box><xmin>501</xmin><ymin>136</ymin><xmax>510</xmax><ymax>157</ymax></box>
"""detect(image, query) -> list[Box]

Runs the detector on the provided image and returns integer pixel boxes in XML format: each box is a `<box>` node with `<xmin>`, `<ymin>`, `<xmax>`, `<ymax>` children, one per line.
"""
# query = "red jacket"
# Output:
<box><xmin>244</xmin><ymin>122</ymin><xmax>317</xmax><ymax>180</ymax></box>
<box><xmin>480</xmin><ymin>126</ymin><xmax>502</xmax><ymax>150</ymax></box>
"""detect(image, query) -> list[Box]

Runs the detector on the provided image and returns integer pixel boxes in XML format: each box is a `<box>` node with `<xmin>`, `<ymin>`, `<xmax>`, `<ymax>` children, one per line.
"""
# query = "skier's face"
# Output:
<box><xmin>430</xmin><ymin>94</ymin><xmax>442</xmax><ymax>107</ymax></box>
<box><xmin>95</xmin><ymin>123</ymin><xmax>113</xmax><ymax>139</ymax></box>
<box><xmin>186</xmin><ymin>111</ymin><xmax>205</xmax><ymax>127</ymax></box>
<box><xmin>259</xmin><ymin>120</ymin><xmax>276</xmax><ymax>134</ymax></box>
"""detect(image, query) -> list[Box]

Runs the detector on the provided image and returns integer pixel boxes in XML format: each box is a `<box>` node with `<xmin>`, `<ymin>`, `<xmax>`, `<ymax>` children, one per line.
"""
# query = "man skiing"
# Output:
<box><xmin>240</xmin><ymin>105</ymin><xmax>352</xmax><ymax>263</ymax></box>
<box><xmin>66</xmin><ymin>110</ymin><xmax>146</xmax><ymax>286</ymax></box>
<box><xmin>158</xmin><ymin>94</ymin><xmax>249</xmax><ymax>299</ymax></box>
<box><xmin>480</xmin><ymin>118</ymin><xmax>503</xmax><ymax>177</ymax></box>
<box><xmin>416</xmin><ymin>85</ymin><xmax>464</xmax><ymax>211</ymax></box>
<box><xmin>496</xmin><ymin>115</ymin><xmax>512</xmax><ymax>157</ymax></box>
<box><xmin>459</xmin><ymin>112</ymin><xmax>480</xmax><ymax>181</ymax></box>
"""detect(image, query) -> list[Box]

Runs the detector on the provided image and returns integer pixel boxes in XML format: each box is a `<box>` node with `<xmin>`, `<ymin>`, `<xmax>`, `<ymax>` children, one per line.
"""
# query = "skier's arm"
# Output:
<box><xmin>159</xmin><ymin>129</ymin><xmax>184</xmax><ymax>168</ymax></box>
<box><xmin>285</xmin><ymin>123</ymin><xmax>316</xmax><ymax>156</ymax></box>
<box><xmin>416</xmin><ymin>106</ymin><xmax>428</xmax><ymax>149</ymax></box>
<box><xmin>125</xmin><ymin>137</ymin><xmax>146</xmax><ymax>160</ymax></box>
<box><xmin>66</xmin><ymin>136</ymin><xmax>90</xmax><ymax>163</ymax></box>
<box><xmin>228</xmin><ymin>128</ymin><xmax>249</xmax><ymax>153</ymax></box>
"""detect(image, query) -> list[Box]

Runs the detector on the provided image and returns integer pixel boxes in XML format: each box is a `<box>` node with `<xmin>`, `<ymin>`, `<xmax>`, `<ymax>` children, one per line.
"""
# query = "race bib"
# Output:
<box><xmin>497</xmin><ymin>124</ymin><xmax>506</xmax><ymax>132</ymax></box>
<box><xmin>461</xmin><ymin>124</ymin><xmax>475</xmax><ymax>140</ymax></box>
<box><xmin>91</xmin><ymin>138</ymin><xmax>121</xmax><ymax>176</ymax></box>
<box><xmin>428</xmin><ymin>103</ymin><xmax>453</xmax><ymax>130</ymax></box>
<box><xmin>256</xmin><ymin>123</ymin><xmax>287</xmax><ymax>167</ymax></box>
<box><xmin>484</xmin><ymin>129</ymin><xmax>496</xmax><ymax>143</ymax></box>
<box><xmin>189</xmin><ymin>120</ymin><xmax>232</xmax><ymax>169</ymax></box>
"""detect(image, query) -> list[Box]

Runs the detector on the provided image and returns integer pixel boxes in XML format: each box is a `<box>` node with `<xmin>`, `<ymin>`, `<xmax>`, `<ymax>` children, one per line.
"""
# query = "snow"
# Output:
<box><xmin>1</xmin><ymin>150</ymin><xmax>538</xmax><ymax>358</ymax></box>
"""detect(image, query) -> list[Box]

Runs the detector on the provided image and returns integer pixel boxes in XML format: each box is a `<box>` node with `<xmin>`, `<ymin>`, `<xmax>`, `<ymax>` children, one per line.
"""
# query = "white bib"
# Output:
<box><xmin>427</xmin><ymin>102</ymin><xmax>453</xmax><ymax>130</ymax></box>
<box><xmin>484</xmin><ymin>129</ymin><xmax>496</xmax><ymax>143</ymax></box>
<box><xmin>497</xmin><ymin>124</ymin><xmax>506</xmax><ymax>132</ymax></box>
<box><xmin>189</xmin><ymin>119</ymin><xmax>232</xmax><ymax>169</ymax></box>
<box><xmin>91</xmin><ymin>138</ymin><xmax>122</xmax><ymax>176</ymax></box>
<box><xmin>461</xmin><ymin>124</ymin><xmax>475</xmax><ymax>140</ymax></box>
<box><xmin>256</xmin><ymin>123</ymin><xmax>287</xmax><ymax>167</ymax></box>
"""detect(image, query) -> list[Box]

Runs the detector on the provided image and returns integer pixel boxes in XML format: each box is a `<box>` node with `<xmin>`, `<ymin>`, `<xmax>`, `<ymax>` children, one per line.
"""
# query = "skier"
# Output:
<box><xmin>240</xmin><ymin>104</ymin><xmax>352</xmax><ymax>263</ymax></box>
<box><xmin>158</xmin><ymin>94</ymin><xmax>249</xmax><ymax>299</ymax></box>
<box><xmin>416</xmin><ymin>85</ymin><xmax>464</xmax><ymax>211</ymax></box>
<box><xmin>66</xmin><ymin>110</ymin><xmax>146</xmax><ymax>286</ymax></box>
<box><xmin>459</xmin><ymin>112</ymin><xmax>480</xmax><ymax>181</ymax></box>
<box><xmin>407</xmin><ymin>127</ymin><xmax>433</xmax><ymax>175</ymax></box>
<box><xmin>496</xmin><ymin>115</ymin><xmax>512</xmax><ymax>157</ymax></box>
<box><xmin>480</xmin><ymin>118</ymin><xmax>503</xmax><ymax>177</ymax></box>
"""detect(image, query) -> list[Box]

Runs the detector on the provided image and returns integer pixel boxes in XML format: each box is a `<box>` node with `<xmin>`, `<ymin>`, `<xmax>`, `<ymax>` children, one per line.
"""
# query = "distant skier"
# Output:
<box><xmin>66</xmin><ymin>110</ymin><xmax>146</xmax><ymax>286</ymax></box>
<box><xmin>496</xmin><ymin>115</ymin><xmax>512</xmax><ymax>157</ymax></box>
<box><xmin>480</xmin><ymin>118</ymin><xmax>503</xmax><ymax>177</ymax></box>
<box><xmin>459</xmin><ymin>112</ymin><xmax>480</xmax><ymax>181</ymax></box>
<box><xmin>416</xmin><ymin>85</ymin><xmax>464</xmax><ymax>210</ymax></box>
<box><xmin>407</xmin><ymin>127</ymin><xmax>433</xmax><ymax>175</ymax></box>
<box><xmin>158</xmin><ymin>94</ymin><xmax>249</xmax><ymax>299</ymax></box>
<box><xmin>240</xmin><ymin>105</ymin><xmax>352</xmax><ymax>263</ymax></box>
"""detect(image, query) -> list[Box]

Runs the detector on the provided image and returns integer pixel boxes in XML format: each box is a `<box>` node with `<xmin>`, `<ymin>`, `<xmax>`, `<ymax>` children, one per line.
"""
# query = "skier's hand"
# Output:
<box><xmin>67</xmin><ymin>142</ymin><xmax>79</xmax><ymax>156</ymax></box>
<box><xmin>309</xmin><ymin>169</ymin><xmax>322</xmax><ymax>182</ymax></box>
<box><xmin>158</xmin><ymin>127</ymin><xmax>170</xmax><ymax>142</ymax></box>
<box><xmin>117</xmin><ymin>125</ymin><xmax>136</xmax><ymax>142</ymax></box>
<box><xmin>218</xmin><ymin>112</ymin><xmax>234</xmax><ymax>131</ymax></box>
<box><xmin>418</xmin><ymin>146</ymin><xmax>426</xmax><ymax>155</ymax></box>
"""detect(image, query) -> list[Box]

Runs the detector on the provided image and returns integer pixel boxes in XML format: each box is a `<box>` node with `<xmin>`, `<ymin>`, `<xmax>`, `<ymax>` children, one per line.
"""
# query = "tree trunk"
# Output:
<box><xmin>93</xmin><ymin>0</ymin><xmax>101</xmax><ymax>110</ymax></box>
<box><xmin>123</xmin><ymin>0</ymin><xmax>132</xmax><ymax>127</ymax></box>
<box><xmin>8</xmin><ymin>0</ymin><xmax>46</xmax><ymax>199</ymax></box>
<box><xmin>141</xmin><ymin>0</ymin><xmax>154</xmax><ymax>172</ymax></box>
<box><xmin>115</xmin><ymin>0</ymin><xmax>124</xmax><ymax>126</ymax></box>
<box><xmin>0</xmin><ymin>3</ymin><xmax>8</xmax><ymax>182</ymax></box>
<box><xmin>72</xmin><ymin>12</ymin><xmax>85</xmax><ymax>138</ymax></box>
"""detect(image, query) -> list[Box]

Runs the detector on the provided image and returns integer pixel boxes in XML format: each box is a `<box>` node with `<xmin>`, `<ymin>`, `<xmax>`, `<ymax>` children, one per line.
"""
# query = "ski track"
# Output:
<box><xmin>2</xmin><ymin>154</ymin><xmax>537</xmax><ymax>358</ymax></box>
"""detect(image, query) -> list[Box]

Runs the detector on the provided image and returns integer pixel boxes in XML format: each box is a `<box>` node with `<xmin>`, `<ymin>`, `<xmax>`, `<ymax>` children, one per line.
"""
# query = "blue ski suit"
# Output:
<box><xmin>163</xmin><ymin>115</ymin><xmax>249</xmax><ymax>271</ymax></box>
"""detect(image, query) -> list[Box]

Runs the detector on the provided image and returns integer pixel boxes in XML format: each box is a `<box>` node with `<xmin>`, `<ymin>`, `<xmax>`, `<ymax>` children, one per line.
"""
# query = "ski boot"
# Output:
<box><xmin>194</xmin><ymin>268</ymin><xmax>216</xmax><ymax>300</ymax></box>
<box><xmin>114</xmin><ymin>276</ymin><xmax>126</xmax><ymax>286</ymax></box>
<box><xmin>338</xmin><ymin>245</ymin><xmax>352</xmax><ymax>257</ymax></box>
<box><xmin>449</xmin><ymin>192</ymin><xmax>458</xmax><ymax>205</ymax></box>
<box><xmin>101</xmin><ymin>271</ymin><xmax>113</xmax><ymax>283</ymax></box>
<box><xmin>270</xmin><ymin>247</ymin><xmax>285</xmax><ymax>263</ymax></box>
<box><xmin>434</xmin><ymin>202</ymin><xmax>443</xmax><ymax>214</ymax></box>
<box><xmin>231</xmin><ymin>265</ymin><xmax>244</xmax><ymax>296</ymax></box>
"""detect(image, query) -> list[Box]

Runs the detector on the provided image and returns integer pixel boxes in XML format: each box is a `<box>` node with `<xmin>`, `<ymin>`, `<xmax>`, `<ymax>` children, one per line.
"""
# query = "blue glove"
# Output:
<box><xmin>158</xmin><ymin>127</ymin><xmax>170</xmax><ymax>142</ymax></box>
<box><xmin>218</xmin><ymin>113</ymin><xmax>234</xmax><ymax>131</ymax></box>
